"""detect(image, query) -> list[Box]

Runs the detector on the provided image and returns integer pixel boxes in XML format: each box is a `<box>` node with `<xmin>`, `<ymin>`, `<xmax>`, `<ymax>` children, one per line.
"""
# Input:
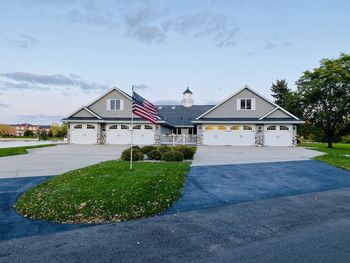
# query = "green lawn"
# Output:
<box><xmin>16</xmin><ymin>160</ymin><xmax>191</xmax><ymax>224</ymax></box>
<box><xmin>300</xmin><ymin>142</ymin><xmax>350</xmax><ymax>170</ymax></box>
<box><xmin>0</xmin><ymin>144</ymin><xmax>57</xmax><ymax>157</ymax></box>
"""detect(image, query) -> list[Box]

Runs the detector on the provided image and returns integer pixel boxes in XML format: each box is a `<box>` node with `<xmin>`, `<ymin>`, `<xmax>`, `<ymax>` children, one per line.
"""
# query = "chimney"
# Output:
<box><xmin>182</xmin><ymin>86</ymin><xmax>194</xmax><ymax>107</ymax></box>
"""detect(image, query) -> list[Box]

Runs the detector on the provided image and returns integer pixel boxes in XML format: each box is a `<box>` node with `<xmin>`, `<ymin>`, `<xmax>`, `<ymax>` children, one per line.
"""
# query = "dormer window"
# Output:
<box><xmin>237</xmin><ymin>98</ymin><xmax>255</xmax><ymax>110</ymax></box>
<box><xmin>241</xmin><ymin>99</ymin><xmax>251</xmax><ymax>110</ymax></box>
<box><xmin>107</xmin><ymin>99</ymin><xmax>124</xmax><ymax>111</ymax></box>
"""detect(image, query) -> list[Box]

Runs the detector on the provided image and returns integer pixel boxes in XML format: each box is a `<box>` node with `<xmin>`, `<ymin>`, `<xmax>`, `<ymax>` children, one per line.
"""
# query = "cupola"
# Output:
<box><xmin>182</xmin><ymin>87</ymin><xmax>194</xmax><ymax>107</ymax></box>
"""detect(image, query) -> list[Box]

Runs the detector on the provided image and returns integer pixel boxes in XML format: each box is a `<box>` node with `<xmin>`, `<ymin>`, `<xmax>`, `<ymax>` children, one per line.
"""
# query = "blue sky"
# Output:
<box><xmin>0</xmin><ymin>0</ymin><xmax>349</xmax><ymax>124</ymax></box>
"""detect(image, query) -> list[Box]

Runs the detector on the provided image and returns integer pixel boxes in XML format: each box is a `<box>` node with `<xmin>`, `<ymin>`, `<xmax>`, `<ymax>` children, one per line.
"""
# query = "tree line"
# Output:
<box><xmin>270</xmin><ymin>53</ymin><xmax>350</xmax><ymax>148</ymax></box>
<box><xmin>0</xmin><ymin>123</ymin><xmax>68</xmax><ymax>140</ymax></box>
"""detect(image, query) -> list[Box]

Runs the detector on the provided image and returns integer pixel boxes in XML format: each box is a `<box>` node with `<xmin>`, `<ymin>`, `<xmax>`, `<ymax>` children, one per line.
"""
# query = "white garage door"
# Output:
<box><xmin>106</xmin><ymin>124</ymin><xmax>155</xmax><ymax>145</ymax></box>
<box><xmin>202</xmin><ymin>125</ymin><xmax>255</xmax><ymax>146</ymax></box>
<box><xmin>264</xmin><ymin>125</ymin><xmax>292</xmax><ymax>146</ymax></box>
<box><xmin>70</xmin><ymin>123</ymin><xmax>97</xmax><ymax>144</ymax></box>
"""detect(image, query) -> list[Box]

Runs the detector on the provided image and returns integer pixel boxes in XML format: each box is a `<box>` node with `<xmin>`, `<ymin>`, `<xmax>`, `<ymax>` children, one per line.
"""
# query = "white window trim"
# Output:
<box><xmin>237</xmin><ymin>98</ymin><xmax>255</xmax><ymax>111</ymax></box>
<box><xmin>107</xmin><ymin>99</ymin><xmax>124</xmax><ymax>111</ymax></box>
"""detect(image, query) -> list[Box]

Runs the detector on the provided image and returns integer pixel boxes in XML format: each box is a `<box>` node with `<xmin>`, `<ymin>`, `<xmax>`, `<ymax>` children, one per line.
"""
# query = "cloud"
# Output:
<box><xmin>123</xmin><ymin>8</ymin><xmax>239</xmax><ymax>46</ymax></box>
<box><xmin>65</xmin><ymin>9</ymin><xmax>118</xmax><ymax>29</ymax></box>
<box><xmin>133</xmin><ymin>84</ymin><xmax>152</xmax><ymax>90</ymax></box>
<box><xmin>0</xmin><ymin>103</ymin><xmax>9</xmax><ymax>108</ymax></box>
<box><xmin>16</xmin><ymin>114</ymin><xmax>65</xmax><ymax>124</ymax></box>
<box><xmin>264</xmin><ymin>35</ymin><xmax>292</xmax><ymax>50</ymax></box>
<box><xmin>16</xmin><ymin>1</ymin><xmax>240</xmax><ymax>47</ymax></box>
<box><xmin>128</xmin><ymin>25</ymin><xmax>166</xmax><ymax>43</ymax></box>
<box><xmin>0</xmin><ymin>72</ymin><xmax>109</xmax><ymax>93</ymax></box>
<box><xmin>163</xmin><ymin>11</ymin><xmax>239</xmax><ymax>47</ymax></box>
<box><xmin>2</xmin><ymin>33</ymin><xmax>38</xmax><ymax>50</ymax></box>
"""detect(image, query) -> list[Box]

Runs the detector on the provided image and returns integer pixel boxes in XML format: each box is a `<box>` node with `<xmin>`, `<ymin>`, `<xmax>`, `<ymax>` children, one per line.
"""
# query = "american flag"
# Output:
<box><xmin>132</xmin><ymin>91</ymin><xmax>158</xmax><ymax>124</ymax></box>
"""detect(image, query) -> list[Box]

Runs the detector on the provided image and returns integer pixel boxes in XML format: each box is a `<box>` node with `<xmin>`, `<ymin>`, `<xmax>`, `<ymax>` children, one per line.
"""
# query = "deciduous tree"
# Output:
<box><xmin>296</xmin><ymin>53</ymin><xmax>350</xmax><ymax>148</ymax></box>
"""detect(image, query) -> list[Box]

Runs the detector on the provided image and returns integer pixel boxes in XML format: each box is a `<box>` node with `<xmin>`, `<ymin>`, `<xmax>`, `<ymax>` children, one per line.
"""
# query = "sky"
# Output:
<box><xmin>0</xmin><ymin>0</ymin><xmax>349</xmax><ymax>124</ymax></box>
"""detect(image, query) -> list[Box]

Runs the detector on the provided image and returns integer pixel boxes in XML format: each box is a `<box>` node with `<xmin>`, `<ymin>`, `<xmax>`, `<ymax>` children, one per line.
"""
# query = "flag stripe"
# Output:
<box><xmin>132</xmin><ymin>110</ymin><xmax>157</xmax><ymax>124</ymax></box>
<box><xmin>132</xmin><ymin>104</ymin><xmax>157</xmax><ymax>118</ymax></box>
<box><xmin>132</xmin><ymin>91</ymin><xmax>158</xmax><ymax>124</ymax></box>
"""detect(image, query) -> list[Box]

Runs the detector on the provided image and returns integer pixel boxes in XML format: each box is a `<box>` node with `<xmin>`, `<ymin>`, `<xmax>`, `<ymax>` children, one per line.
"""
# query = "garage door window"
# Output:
<box><xmin>280</xmin><ymin>125</ymin><xmax>289</xmax><ymax>130</ymax></box>
<box><xmin>217</xmin><ymin>125</ymin><xmax>226</xmax><ymax>131</ymax></box>
<box><xmin>267</xmin><ymin>126</ymin><xmax>276</xmax><ymax>130</ymax></box>
<box><xmin>121</xmin><ymin>125</ymin><xmax>129</xmax><ymax>130</ymax></box>
<box><xmin>243</xmin><ymin>125</ymin><xmax>253</xmax><ymax>131</ymax></box>
<box><xmin>87</xmin><ymin>124</ymin><xmax>95</xmax><ymax>129</ymax></box>
<box><xmin>205</xmin><ymin>125</ymin><xmax>215</xmax><ymax>130</ymax></box>
<box><xmin>73</xmin><ymin>124</ymin><xmax>82</xmax><ymax>129</ymax></box>
<box><xmin>133</xmin><ymin>125</ymin><xmax>141</xmax><ymax>129</ymax></box>
<box><xmin>145</xmin><ymin>125</ymin><xmax>153</xmax><ymax>130</ymax></box>
<box><xmin>109</xmin><ymin>125</ymin><xmax>118</xmax><ymax>129</ymax></box>
<box><xmin>230</xmin><ymin>125</ymin><xmax>240</xmax><ymax>131</ymax></box>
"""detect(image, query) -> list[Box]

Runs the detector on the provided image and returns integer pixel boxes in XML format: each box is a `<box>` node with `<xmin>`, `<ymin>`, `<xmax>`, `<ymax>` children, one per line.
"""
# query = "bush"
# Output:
<box><xmin>141</xmin><ymin>145</ymin><xmax>156</xmax><ymax>155</ymax></box>
<box><xmin>121</xmin><ymin>148</ymin><xmax>144</xmax><ymax>161</ymax></box>
<box><xmin>148</xmin><ymin>150</ymin><xmax>162</xmax><ymax>160</ymax></box>
<box><xmin>173</xmin><ymin>146</ymin><xmax>195</xmax><ymax>160</ymax></box>
<box><xmin>130</xmin><ymin>145</ymin><xmax>141</xmax><ymax>150</ymax></box>
<box><xmin>158</xmin><ymin>145</ymin><xmax>171</xmax><ymax>153</ymax></box>
<box><xmin>341</xmin><ymin>135</ymin><xmax>350</xmax><ymax>144</ymax></box>
<box><xmin>162</xmin><ymin>151</ymin><xmax>184</xmax><ymax>162</ymax></box>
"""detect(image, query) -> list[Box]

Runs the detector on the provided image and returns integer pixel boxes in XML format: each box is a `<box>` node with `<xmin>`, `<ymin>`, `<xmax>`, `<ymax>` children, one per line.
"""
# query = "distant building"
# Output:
<box><xmin>10</xmin><ymin>123</ymin><xmax>51</xmax><ymax>136</ymax></box>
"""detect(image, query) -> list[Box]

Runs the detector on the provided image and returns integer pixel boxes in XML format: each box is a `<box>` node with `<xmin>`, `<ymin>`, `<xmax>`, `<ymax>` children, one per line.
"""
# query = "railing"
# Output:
<box><xmin>161</xmin><ymin>134</ymin><xmax>197</xmax><ymax>145</ymax></box>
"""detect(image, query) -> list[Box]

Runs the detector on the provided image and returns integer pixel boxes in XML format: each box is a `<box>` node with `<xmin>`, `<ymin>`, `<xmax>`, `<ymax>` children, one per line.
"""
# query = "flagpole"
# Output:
<box><xmin>130</xmin><ymin>85</ymin><xmax>134</xmax><ymax>171</ymax></box>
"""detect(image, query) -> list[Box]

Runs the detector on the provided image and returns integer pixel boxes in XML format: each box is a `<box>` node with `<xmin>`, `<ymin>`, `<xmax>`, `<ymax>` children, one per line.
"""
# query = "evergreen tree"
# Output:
<box><xmin>270</xmin><ymin>79</ymin><xmax>291</xmax><ymax>108</ymax></box>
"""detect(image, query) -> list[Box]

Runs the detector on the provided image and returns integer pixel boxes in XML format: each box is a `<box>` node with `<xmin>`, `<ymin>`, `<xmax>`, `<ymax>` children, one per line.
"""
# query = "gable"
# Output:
<box><xmin>88</xmin><ymin>89</ymin><xmax>135</xmax><ymax>118</ymax></box>
<box><xmin>202</xmin><ymin>88</ymin><xmax>275</xmax><ymax>119</ymax></box>
<box><xmin>264</xmin><ymin>108</ymin><xmax>291</xmax><ymax>119</ymax></box>
<box><xmin>71</xmin><ymin>108</ymin><xmax>98</xmax><ymax>118</ymax></box>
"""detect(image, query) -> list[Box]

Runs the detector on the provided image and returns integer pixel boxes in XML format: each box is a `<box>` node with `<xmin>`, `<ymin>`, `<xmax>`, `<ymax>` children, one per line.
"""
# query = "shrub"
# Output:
<box><xmin>158</xmin><ymin>145</ymin><xmax>171</xmax><ymax>153</ymax></box>
<box><xmin>173</xmin><ymin>146</ymin><xmax>195</xmax><ymax>160</ymax></box>
<box><xmin>148</xmin><ymin>150</ymin><xmax>162</xmax><ymax>160</ymax></box>
<box><xmin>141</xmin><ymin>145</ymin><xmax>156</xmax><ymax>155</ymax></box>
<box><xmin>341</xmin><ymin>135</ymin><xmax>350</xmax><ymax>144</ymax></box>
<box><xmin>162</xmin><ymin>151</ymin><xmax>184</xmax><ymax>162</ymax></box>
<box><xmin>121</xmin><ymin>148</ymin><xmax>144</xmax><ymax>161</ymax></box>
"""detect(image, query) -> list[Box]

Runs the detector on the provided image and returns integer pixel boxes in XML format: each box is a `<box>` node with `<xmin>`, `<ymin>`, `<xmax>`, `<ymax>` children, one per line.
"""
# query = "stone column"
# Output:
<box><xmin>196</xmin><ymin>125</ymin><xmax>203</xmax><ymax>145</ymax></box>
<box><xmin>154</xmin><ymin>125</ymin><xmax>161</xmax><ymax>145</ymax></box>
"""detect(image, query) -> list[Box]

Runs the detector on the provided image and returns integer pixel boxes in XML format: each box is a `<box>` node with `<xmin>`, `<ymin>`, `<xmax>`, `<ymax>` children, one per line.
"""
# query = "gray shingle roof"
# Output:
<box><xmin>156</xmin><ymin>105</ymin><xmax>214</xmax><ymax>126</ymax></box>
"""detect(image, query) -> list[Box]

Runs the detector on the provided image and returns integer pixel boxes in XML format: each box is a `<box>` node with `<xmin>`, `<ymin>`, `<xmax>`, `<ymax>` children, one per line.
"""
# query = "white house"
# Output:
<box><xmin>62</xmin><ymin>85</ymin><xmax>303</xmax><ymax>146</ymax></box>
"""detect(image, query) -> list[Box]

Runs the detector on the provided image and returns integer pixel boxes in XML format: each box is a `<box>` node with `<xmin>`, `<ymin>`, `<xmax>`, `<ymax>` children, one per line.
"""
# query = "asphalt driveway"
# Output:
<box><xmin>165</xmin><ymin>160</ymin><xmax>350</xmax><ymax>214</ymax></box>
<box><xmin>0</xmin><ymin>176</ymin><xmax>87</xmax><ymax>241</ymax></box>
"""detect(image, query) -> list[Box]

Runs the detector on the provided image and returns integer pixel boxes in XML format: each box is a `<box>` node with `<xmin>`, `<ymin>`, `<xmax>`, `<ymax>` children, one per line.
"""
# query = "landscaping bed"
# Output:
<box><xmin>122</xmin><ymin>145</ymin><xmax>197</xmax><ymax>162</ymax></box>
<box><xmin>0</xmin><ymin>144</ymin><xmax>57</xmax><ymax>157</ymax></box>
<box><xmin>16</xmin><ymin>160</ymin><xmax>191</xmax><ymax>224</ymax></box>
<box><xmin>301</xmin><ymin>143</ymin><xmax>350</xmax><ymax>170</ymax></box>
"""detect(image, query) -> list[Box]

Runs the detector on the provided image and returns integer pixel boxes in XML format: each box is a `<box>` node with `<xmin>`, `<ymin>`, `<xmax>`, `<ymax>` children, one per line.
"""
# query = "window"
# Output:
<box><xmin>133</xmin><ymin>125</ymin><xmax>141</xmax><ymax>129</ymax></box>
<box><xmin>243</xmin><ymin>125</ymin><xmax>253</xmax><ymax>131</ymax></box>
<box><xmin>205</xmin><ymin>125</ymin><xmax>215</xmax><ymax>130</ymax></box>
<box><xmin>145</xmin><ymin>125</ymin><xmax>153</xmax><ymax>130</ymax></box>
<box><xmin>87</xmin><ymin>124</ymin><xmax>95</xmax><ymax>129</ymax></box>
<box><xmin>73</xmin><ymin>124</ymin><xmax>82</xmax><ymax>129</ymax></box>
<box><xmin>121</xmin><ymin>125</ymin><xmax>129</xmax><ymax>129</ymax></box>
<box><xmin>217</xmin><ymin>125</ymin><xmax>226</xmax><ymax>131</ymax></box>
<box><xmin>230</xmin><ymin>125</ymin><xmax>240</xmax><ymax>131</ymax></box>
<box><xmin>267</xmin><ymin>126</ymin><xmax>276</xmax><ymax>130</ymax></box>
<box><xmin>280</xmin><ymin>125</ymin><xmax>289</xmax><ymax>131</ymax></box>
<box><xmin>109</xmin><ymin>125</ymin><xmax>118</xmax><ymax>129</ymax></box>
<box><xmin>240</xmin><ymin>99</ymin><xmax>252</xmax><ymax>110</ymax></box>
<box><xmin>108</xmin><ymin>99</ymin><xmax>122</xmax><ymax>111</ymax></box>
